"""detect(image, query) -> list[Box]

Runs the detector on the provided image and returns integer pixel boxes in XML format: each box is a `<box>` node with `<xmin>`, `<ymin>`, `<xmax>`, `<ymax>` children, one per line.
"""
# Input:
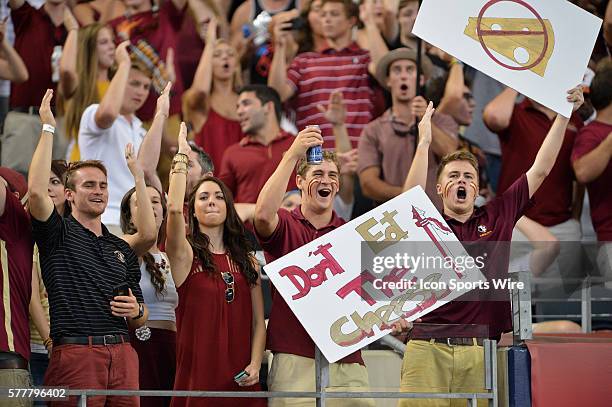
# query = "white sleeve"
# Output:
<box><xmin>333</xmin><ymin>196</ymin><xmax>354</xmax><ymax>222</ymax></box>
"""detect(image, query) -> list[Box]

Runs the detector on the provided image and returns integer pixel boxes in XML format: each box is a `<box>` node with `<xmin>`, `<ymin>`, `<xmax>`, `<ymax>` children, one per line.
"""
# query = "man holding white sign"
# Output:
<box><xmin>255</xmin><ymin>125</ymin><xmax>411</xmax><ymax>406</ymax></box>
<box><xmin>400</xmin><ymin>86</ymin><xmax>583</xmax><ymax>406</ymax></box>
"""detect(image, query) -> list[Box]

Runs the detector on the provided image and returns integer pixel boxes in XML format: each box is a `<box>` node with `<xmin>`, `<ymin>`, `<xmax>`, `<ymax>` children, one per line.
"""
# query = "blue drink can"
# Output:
<box><xmin>305</xmin><ymin>125</ymin><xmax>322</xmax><ymax>164</ymax></box>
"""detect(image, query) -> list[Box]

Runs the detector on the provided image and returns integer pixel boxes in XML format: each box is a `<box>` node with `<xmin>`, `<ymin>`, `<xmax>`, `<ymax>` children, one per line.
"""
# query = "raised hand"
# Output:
<box><xmin>39</xmin><ymin>89</ymin><xmax>56</xmax><ymax>127</ymax></box>
<box><xmin>156</xmin><ymin>81</ymin><xmax>172</xmax><ymax>118</ymax></box>
<box><xmin>115</xmin><ymin>40</ymin><xmax>131</xmax><ymax>66</ymax></box>
<box><xmin>287</xmin><ymin>126</ymin><xmax>323</xmax><ymax>160</ymax></box>
<box><xmin>337</xmin><ymin>149</ymin><xmax>358</xmax><ymax>175</ymax></box>
<box><xmin>63</xmin><ymin>7</ymin><xmax>79</xmax><ymax>32</ymax></box>
<box><xmin>271</xmin><ymin>9</ymin><xmax>298</xmax><ymax>47</ymax></box>
<box><xmin>567</xmin><ymin>86</ymin><xmax>584</xmax><ymax>113</ymax></box>
<box><xmin>177</xmin><ymin>122</ymin><xmax>190</xmax><ymax>155</ymax></box>
<box><xmin>125</xmin><ymin>143</ymin><xmax>144</xmax><ymax>180</ymax></box>
<box><xmin>317</xmin><ymin>90</ymin><xmax>346</xmax><ymax>126</ymax></box>
<box><xmin>417</xmin><ymin>101</ymin><xmax>435</xmax><ymax>147</ymax></box>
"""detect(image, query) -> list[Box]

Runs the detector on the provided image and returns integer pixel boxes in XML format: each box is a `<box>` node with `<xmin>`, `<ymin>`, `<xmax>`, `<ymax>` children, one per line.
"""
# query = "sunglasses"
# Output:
<box><xmin>390</xmin><ymin>116</ymin><xmax>417</xmax><ymax>139</ymax></box>
<box><xmin>221</xmin><ymin>272</ymin><xmax>235</xmax><ymax>303</ymax></box>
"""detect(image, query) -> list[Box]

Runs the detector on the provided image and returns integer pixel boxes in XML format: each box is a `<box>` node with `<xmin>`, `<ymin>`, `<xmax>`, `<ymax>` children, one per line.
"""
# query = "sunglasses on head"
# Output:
<box><xmin>221</xmin><ymin>272</ymin><xmax>235</xmax><ymax>303</ymax></box>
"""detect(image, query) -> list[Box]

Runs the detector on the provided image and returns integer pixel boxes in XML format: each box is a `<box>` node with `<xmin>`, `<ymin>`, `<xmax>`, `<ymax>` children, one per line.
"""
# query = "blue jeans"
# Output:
<box><xmin>29</xmin><ymin>352</ymin><xmax>49</xmax><ymax>406</ymax></box>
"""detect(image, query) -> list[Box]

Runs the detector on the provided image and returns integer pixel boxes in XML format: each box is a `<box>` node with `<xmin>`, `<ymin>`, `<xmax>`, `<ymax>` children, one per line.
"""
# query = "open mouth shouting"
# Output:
<box><xmin>318</xmin><ymin>187</ymin><xmax>332</xmax><ymax>198</ymax></box>
<box><xmin>456</xmin><ymin>186</ymin><xmax>467</xmax><ymax>201</ymax></box>
<box><xmin>400</xmin><ymin>84</ymin><xmax>409</xmax><ymax>91</ymax></box>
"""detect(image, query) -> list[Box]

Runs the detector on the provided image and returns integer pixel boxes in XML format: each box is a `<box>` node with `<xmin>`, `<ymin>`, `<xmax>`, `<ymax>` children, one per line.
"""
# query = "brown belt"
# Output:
<box><xmin>0</xmin><ymin>351</ymin><xmax>29</xmax><ymax>370</ymax></box>
<box><xmin>418</xmin><ymin>338</ymin><xmax>484</xmax><ymax>346</ymax></box>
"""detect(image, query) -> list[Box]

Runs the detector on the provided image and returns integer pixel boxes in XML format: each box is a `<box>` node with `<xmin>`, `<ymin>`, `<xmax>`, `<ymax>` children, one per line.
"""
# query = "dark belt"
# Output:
<box><xmin>12</xmin><ymin>106</ymin><xmax>56</xmax><ymax>116</ymax></box>
<box><xmin>421</xmin><ymin>337</ymin><xmax>484</xmax><ymax>346</ymax></box>
<box><xmin>0</xmin><ymin>351</ymin><xmax>29</xmax><ymax>370</ymax></box>
<box><xmin>54</xmin><ymin>334</ymin><xmax>130</xmax><ymax>346</ymax></box>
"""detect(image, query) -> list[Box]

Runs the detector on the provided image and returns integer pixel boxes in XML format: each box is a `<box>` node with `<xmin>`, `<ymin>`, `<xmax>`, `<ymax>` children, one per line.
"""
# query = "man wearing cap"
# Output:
<box><xmin>0</xmin><ymin>167</ymin><xmax>33</xmax><ymax>398</ymax></box>
<box><xmin>358</xmin><ymin>48</ymin><xmax>458</xmax><ymax>208</ymax></box>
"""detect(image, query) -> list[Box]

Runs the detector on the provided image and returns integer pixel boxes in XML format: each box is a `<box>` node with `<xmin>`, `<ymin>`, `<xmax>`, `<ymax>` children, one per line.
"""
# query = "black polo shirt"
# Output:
<box><xmin>32</xmin><ymin>209</ymin><xmax>144</xmax><ymax>340</ymax></box>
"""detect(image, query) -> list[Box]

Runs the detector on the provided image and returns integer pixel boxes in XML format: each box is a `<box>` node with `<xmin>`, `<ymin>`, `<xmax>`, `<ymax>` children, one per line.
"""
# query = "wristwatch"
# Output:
<box><xmin>132</xmin><ymin>303</ymin><xmax>145</xmax><ymax>320</ymax></box>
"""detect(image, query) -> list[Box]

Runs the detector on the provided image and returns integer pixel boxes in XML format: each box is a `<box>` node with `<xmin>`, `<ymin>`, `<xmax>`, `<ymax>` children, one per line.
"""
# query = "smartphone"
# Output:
<box><xmin>112</xmin><ymin>282</ymin><xmax>130</xmax><ymax>299</ymax></box>
<box><xmin>233</xmin><ymin>370</ymin><xmax>250</xmax><ymax>383</ymax></box>
<box><xmin>282</xmin><ymin>16</ymin><xmax>307</xmax><ymax>31</ymax></box>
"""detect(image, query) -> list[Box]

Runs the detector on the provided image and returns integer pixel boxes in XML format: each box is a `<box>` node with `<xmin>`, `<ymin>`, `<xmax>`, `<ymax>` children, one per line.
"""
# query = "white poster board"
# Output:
<box><xmin>412</xmin><ymin>0</ymin><xmax>602</xmax><ymax>117</ymax></box>
<box><xmin>263</xmin><ymin>187</ymin><xmax>486</xmax><ymax>363</ymax></box>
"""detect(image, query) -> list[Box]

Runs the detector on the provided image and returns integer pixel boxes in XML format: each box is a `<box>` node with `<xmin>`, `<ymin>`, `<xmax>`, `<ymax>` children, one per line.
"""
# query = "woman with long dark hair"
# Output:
<box><xmin>166</xmin><ymin>123</ymin><xmax>266</xmax><ymax>407</ymax></box>
<box><xmin>120</xmin><ymin>175</ymin><xmax>177</xmax><ymax>407</ymax></box>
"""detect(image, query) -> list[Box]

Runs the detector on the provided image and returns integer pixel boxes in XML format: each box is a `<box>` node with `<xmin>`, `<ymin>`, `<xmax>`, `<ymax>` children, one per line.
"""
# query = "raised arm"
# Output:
<box><xmin>183</xmin><ymin>19</ymin><xmax>217</xmax><ymax>118</ymax></box>
<box><xmin>360</xmin><ymin>1</ymin><xmax>389</xmax><ymax>76</ymax></box>
<box><xmin>573</xmin><ymin>132</ymin><xmax>612</xmax><ymax>184</ymax></box>
<box><xmin>28</xmin><ymin>90</ymin><xmax>56</xmax><ymax>222</ymax></box>
<box><xmin>121</xmin><ymin>143</ymin><xmax>158</xmax><ymax>256</ymax></box>
<box><xmin>268</xmin><ymin>18</ymin><xmax>296</xmax><ymax>103</ymax></box>
<box><xmin>526</xmin><ymin>87</ymin><xmax>584</xmax><ymax>198</ymax></box>
<box><xmin>316</xmin><ymin>90</ymin><xmax>354</xmax><ymax>204</ymax></box>
<box><xmin>403</xmin><ymin>102</ymin><xmax>434</xmax><ymax>192</ymax></box>
<box><xmin>411</xmin><ymin>95</ymin><xmax>459</xmax><ymax>157</ymax></box>
<box><xmin>137</xmin><ymin>81</ymin><xmax>171</xmax><ymax>192</ymax></box>
<box><xmin>254</xmin><ymin>127</ymin><xmax>323</xmax><ymax>238</ymax></box>
<box><xmin>438</xmin><ymin>59</ymin><xmax>465</xmax><ymax>113</ymax></box>
<box><xmin>165</xmin><ymin>123</ymin><xmax>194</xmax><ymax>288</ymax></box>
<box><xmin>0</xmin><ymin>22</ymin><xmax>28</xmax><ymax>83</ymax></box>
<box><xmin>58</xmin><ymin>8</ymin><xmax>80</xmax><ymax>98</ymax></box>
<box><xmin>483</xmin><ymin>87</ymin><xmax>518</xmax><ymax>133</ymax></box>
<box><xmin>95</xmin><ymin>41</ymin><xmax>131</xmax><ymax>129</ymax></box>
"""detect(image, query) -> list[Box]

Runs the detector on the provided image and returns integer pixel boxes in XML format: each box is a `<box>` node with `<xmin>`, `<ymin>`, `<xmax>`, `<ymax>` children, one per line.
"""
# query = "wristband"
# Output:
<box><xmin>42</xmin><ymin>124</ymin><xmax>55</xmax><ymax>134</ymax></box>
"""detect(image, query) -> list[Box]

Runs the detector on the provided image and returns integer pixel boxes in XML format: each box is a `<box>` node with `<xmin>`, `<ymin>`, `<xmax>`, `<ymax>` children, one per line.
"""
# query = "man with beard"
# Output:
<box><xmin>399</xmin><ymin>87</ymin><xmax>584</xmax><ymax>406</ymax></box>
<box><xmin>28</xmin><ymin>90</ymin><xmax>154</xmax><ymax>406</ymax></box>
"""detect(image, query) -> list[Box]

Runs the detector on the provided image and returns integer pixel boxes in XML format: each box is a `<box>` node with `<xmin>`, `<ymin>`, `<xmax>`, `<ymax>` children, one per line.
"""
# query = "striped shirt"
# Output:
<box><xmin>0</xmin><ymin>192</ymin><xmax>32</xmax><ymax>360</ymax></box>
<box><xmin>32</xmin><ymin>209</ymin><xmax>144</xmax><ymax>340</ymax></box>
<box><xmin>287</xmin><ymin>43</ymin><xmax>374</xmax><ymax>149</ymax></box>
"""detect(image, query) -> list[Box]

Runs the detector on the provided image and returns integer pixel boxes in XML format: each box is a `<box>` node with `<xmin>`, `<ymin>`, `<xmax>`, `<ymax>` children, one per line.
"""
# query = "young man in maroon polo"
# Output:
<box><xmin>268</xmin><ymin>0</ymin><xmax>388</xmax><ymax>148</ymax></box>
<box><xmin>572</xmin><ymin>64</ymin><xmax>612</xmax><ymax>286</ymax></box>
<box><xmin>219</xmin><ymin>85</ymin><xmax>297</xmax><ymax>205</ymax></box>
<box><xmin>254</xmin><ymin>127</ymin><xmax>374</xmax><ymax>406</ymax></box>
<box><xmin>483</xmin><ymin>87</ymin><xmax>584</xmax><ymax>279</ymax></box>
<box><xmin>3</xmin><ymin>0</ymin><xmax>70</xmax><ymax>176</ymax></box>
<box><xmin>0</xmin><ymin>167</ymin><xmax>33</xmax><ymax>393</ymax></box>
<box><xmin>401</xmin><ymin>87</ymin><xmax>584</xmax><ymax>406</ymax></box>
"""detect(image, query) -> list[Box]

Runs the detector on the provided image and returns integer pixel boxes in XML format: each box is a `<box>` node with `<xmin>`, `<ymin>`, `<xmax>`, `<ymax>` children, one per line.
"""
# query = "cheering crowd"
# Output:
<box><xmin>0</xmin><ymin>0</ymin><xmax>610</xmax><ymax>406</ymax></box>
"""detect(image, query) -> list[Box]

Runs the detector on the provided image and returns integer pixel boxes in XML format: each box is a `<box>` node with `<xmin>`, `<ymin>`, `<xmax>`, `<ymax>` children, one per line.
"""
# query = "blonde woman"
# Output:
<box><xmin>182</xmin><ymin>18</ymin><xmax>243</xmax><ymax>171</ymax></box>
<box><xmin>60</xmin><ymin>22</ymin><xmax>116</xmax><ymax>161</ymax></box>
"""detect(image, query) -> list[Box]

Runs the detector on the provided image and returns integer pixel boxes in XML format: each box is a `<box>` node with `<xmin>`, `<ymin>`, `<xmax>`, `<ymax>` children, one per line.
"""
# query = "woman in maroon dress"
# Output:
<box><xmin>166</xmin><ymin>123</ymin><xmax>266</xmax><ymax>407</ymax></box>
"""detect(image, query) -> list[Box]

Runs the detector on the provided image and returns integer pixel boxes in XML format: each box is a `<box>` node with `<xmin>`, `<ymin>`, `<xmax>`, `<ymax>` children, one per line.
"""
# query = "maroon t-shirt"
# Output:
<box><xmin>571</xmin><ymin>121</ymin><xmax>612</xmax><ymax>241</ymax></box>
<box><xmin>10</xmin><ymin>3</ymin><xmax>67</xmax><ymax>108</ymax></box>
<box><xmin>415</xmin><ymin>174</ymin><xmax>533</xmax><ymax>340</ymax></box>
<box><xmin>256</xmin><ymin>207</ymin><xmax>364</xmax><ymax>365</ymax></box>
<box><xmin>219</xmin><ymin>131</ymin><xmax>297</xmax><ymax>203</ymax></box>
<box><xmin>0</xmin><ymin>192</ymin><xmax>33</xmax><ymax>360</ymax></box>
<box><xmin>495</xmin><ymin>100</ymin><xmax>582</xmax><ymax>226</ymax></box>
<box><xmin>109</xmin><ymin>0</ymin><xmax>185</xmax><ymax>121</ymax></box>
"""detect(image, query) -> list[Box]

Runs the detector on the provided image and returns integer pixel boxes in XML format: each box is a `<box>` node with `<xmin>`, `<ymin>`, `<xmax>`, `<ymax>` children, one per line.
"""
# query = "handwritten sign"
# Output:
<box><xmin>412</xmin><ymin>0</ymin><xmax>601</xmax><ymax>117</ymax></box>
<box><xmin>263</xmin><ymin>187</ymin><xmax>486</xmax><ymax>363</ymax></box>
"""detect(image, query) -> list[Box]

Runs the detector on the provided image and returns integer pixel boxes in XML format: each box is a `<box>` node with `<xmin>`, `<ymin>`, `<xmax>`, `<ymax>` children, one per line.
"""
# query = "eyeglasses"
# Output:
<box><xmin>221</xmin><ymin>272</ymin><xmax>235</xmax><ymax>303</ymax></box>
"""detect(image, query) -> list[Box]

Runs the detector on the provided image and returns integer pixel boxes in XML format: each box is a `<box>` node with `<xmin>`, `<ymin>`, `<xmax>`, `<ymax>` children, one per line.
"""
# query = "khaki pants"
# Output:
<box><xmin>398</xmin><ymin>340</ymin><xmax>486</xmax><ymax>407</ymax></box>
<box><xmin>268</xmin><ymin>353</ymin><xmax>374</xmax><ymax>407</ymax></box>
<box><xmin>0</xmin><ymin>368</ymin><xmax>33</xmax><ymax>407</ymax></box>
<box><xmin>1</xmin><ymin>112</ymin><xmax>68</xmax><ymax>176</ymax></box>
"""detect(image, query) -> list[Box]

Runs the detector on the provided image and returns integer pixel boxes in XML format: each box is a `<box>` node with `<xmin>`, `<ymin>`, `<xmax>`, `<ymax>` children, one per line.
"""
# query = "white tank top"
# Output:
<box><xmin>139</xmin><ymin>252</ymin><xmax>178</xmax><ymax>322</ymax></box>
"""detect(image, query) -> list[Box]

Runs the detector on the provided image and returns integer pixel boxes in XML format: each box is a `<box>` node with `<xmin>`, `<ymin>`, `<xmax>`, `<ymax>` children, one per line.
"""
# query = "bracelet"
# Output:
<box><xmin>43</xmin><ymin>337</ymin><xmax>53</xmax><ymax>348</ymax></box>
<box><xmin>42</xmin><ymin>124</ymin><xmax>55</xmax><ymax>134</ymax></box>
<box><xmin>171</xmin><ymin>168</ymin><xmax>188</xmax><ymax>175</ymax></box>
<box><xmin>172</xmin><ymin>161</ymin><xmax>188</xmax><ymax>170</ymax></box>
<box><xmin>173</xmin><ymin>153</ymin><xmax>189</xmax><ymax>164</ymax></box>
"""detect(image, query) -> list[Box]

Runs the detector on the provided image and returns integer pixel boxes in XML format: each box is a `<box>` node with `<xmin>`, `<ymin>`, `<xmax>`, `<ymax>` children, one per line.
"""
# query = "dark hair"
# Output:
<box><xmin>590</xmin><ymin>62</ymin><xmax>612</xmax><ymax>111</ymax></box>
<box><xmin>50</xmin><ymin>160</ymin><xmax>71</xmax><ymax>216</ymax></box>
<box><xmin>322</xmin><ymin>0</ymin><xmax>359</xmax><ymax>19</ymax></box>
<box><xmin>296</xmin><ymin>0</ymin><xmax>318</xmax><ymax>54</ymax></box>
<box><xmin>238</xmin><ymin>85</ymin><xmax>282</xmax><ymax>125</ymax></box>
<box><xmin>188</xmin><ymin>141</ymin><xmax>215</xmax><ymax>174</ymax></box>
<box><xmin>187</xmin><ymin>176</ymin><xmax>258</xmax><ymax>285</ymax></box>
<box><xmin>119</xmin><ymin>185</ymin><xmax>168</xmax><ymax>297</ymax></box>
<box><xmin>65</xmin><ymin>160</ymin><xmax>107</xmax><ymax>190</ymax></box>
<box><xmin>436</xmin><ymin>150</ymin><xmax>480</xmax><ymax>181</ymax></box>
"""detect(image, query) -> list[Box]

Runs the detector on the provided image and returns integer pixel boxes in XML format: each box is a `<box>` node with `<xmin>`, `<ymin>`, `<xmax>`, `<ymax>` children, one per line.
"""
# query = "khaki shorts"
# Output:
<box><xmin>398</xmin><ymin>340</ymin><xmax>486</xmax><ymax>407</ymax></box>
<box><xmin>268</xmin><ymin>353</ymin><xmax>375</xmax><ymax>407</ymax></box>
<box><xmin>0</xmin><ymin>368</ymin><xmax>33</xmax><ymax>407</ymax></box>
